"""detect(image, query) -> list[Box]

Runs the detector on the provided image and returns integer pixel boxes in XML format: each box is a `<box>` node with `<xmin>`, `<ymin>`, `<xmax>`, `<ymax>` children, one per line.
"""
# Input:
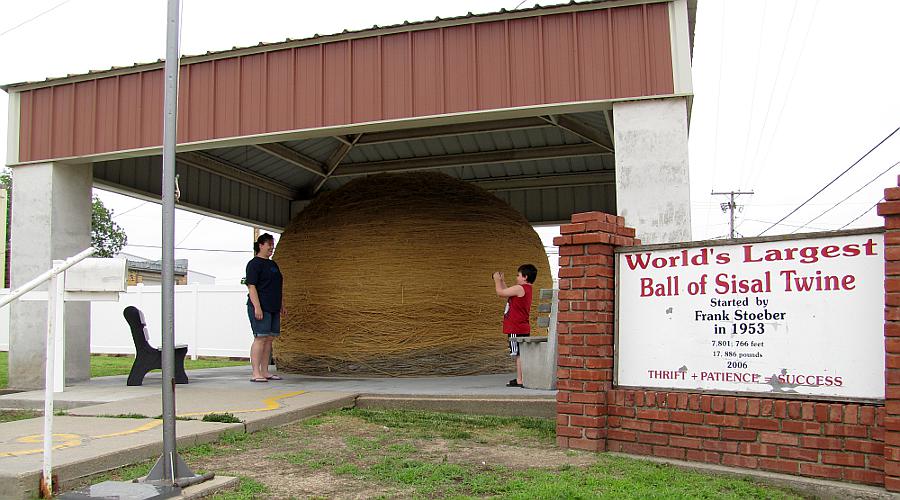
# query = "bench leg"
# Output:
<box><xmin>127</xmin><ymin>350</ymin><xmax>164</xmax><ymax>386</ymax></box>
<box><xmin>127</xmin><ymin>358</ymin><xmax>152</xmax><ymax>386</ymax></box>
<box><xmin>174</xmin><ymin>350</ymin><xmax>189</xmax><ymax>384</ymax></box>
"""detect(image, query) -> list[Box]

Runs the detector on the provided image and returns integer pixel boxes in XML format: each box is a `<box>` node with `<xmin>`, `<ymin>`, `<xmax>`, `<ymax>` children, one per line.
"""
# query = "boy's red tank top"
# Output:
<box><xmin>503</xmin><ymin>283</ymin><xmax>533</xmax><ymax>335</ymax></box>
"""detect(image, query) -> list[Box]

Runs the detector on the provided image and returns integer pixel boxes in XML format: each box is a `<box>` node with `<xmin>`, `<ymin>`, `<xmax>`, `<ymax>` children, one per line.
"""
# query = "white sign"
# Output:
<box><xmin>616</xmin><ymin>232</ymin><xmax>885</xmax><ymax>400</ymax></box>
<box><xmin>65</xmin><ymin>258</ymin><xmax>127</xmax><ymax>292</ymax></box>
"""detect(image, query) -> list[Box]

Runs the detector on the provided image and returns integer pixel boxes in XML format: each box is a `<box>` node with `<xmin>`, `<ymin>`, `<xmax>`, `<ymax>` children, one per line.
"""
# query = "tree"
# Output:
<box><xmin>91</xmin><ymin>196</ymin><xmax>128</xmax><ymax>257</ymax></box>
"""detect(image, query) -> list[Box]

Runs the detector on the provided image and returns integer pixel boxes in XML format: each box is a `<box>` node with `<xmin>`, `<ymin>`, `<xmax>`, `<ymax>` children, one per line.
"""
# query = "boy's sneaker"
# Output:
<box><xmin>507</xmin><ymin>379</ymin><xmax>523</xmax><ymax>387</ymax></box>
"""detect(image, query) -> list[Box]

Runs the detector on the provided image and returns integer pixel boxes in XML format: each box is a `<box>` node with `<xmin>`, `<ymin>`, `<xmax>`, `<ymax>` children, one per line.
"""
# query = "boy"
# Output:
<box><xmin>493</xmin><ymin>264</ymin><xmax>537</xmax><ymax>388</ymax></box>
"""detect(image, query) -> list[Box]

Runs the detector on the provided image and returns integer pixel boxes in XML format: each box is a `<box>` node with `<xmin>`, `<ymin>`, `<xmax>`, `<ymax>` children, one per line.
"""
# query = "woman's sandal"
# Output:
<box><xmin>250</xmin><ymin>377</ymin><xmax>268</xmax><ymax>383</ymax></box>
<box><xmin>266</xmin><ymin>375</ymin><xmax>283</xmax><ymax>380</ymax></box>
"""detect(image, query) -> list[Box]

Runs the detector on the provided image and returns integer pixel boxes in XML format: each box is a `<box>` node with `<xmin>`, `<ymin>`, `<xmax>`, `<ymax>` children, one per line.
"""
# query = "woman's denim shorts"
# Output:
<box><xmin>247</xmin><ymin>303</ymin><xmax>281</xmax><ymax>337</ymax></box>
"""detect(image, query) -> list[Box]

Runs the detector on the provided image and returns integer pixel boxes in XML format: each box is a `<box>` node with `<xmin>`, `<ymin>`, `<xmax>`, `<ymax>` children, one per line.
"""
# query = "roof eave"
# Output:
<box><xmin>2</xmin><ymin>0</ymin><xmax>670</xmax><ymax>92</ymax></box>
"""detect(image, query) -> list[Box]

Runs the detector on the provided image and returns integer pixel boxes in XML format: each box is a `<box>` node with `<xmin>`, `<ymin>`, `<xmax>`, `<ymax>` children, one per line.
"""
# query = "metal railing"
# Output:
<box><xmin>0</xmin><ymin>247</ymin><xmax>95</xmax><ymax>498</ymax></box>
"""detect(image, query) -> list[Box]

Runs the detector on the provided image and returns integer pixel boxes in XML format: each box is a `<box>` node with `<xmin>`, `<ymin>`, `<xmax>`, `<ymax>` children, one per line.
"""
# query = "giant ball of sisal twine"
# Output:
<box><xmin>273</xmin><ymin>172</ymin><xmax>552</xmax><ymax>377</ymax></box>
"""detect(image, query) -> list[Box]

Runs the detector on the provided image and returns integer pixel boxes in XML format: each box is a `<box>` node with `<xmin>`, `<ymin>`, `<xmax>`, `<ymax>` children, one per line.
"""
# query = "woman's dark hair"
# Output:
<box><xmin>253</xmin><ymin>233</ymin><xmax>275</xmax><ymax>254</ymax></box>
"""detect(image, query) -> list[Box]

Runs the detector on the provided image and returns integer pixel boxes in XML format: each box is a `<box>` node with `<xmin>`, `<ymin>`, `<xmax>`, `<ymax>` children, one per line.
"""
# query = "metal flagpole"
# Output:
<box><xmin>145</xmin><ymin>0</ymin><xmax>196</xmax><ymax>484</ymax></box>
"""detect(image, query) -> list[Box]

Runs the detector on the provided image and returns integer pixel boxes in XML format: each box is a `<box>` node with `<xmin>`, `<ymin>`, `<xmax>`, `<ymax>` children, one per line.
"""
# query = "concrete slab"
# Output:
<box><xmin>0</xmin><ymin>383</ymin><xmax>161</xmax><ymax>410</ymax></box>
<box><xmin>59</xmin><ymin>476</ymin><xmax>240</xmax><ymax>500</ymax></box>
<box><xmin>69</xmin><ymin>389</ymin><xmax>358</xmax><ymax>432</ymax></box>
<box><xmin>59</xmin><ymin>480</ymin><xmax>180</xmax><ymax>499</ymax></box>
<box><xmin>0</xmin><ymin>417</ymin><xmax>240</xmax><ymax>499</ymax></box>
<box><xmin>179</xmin><ymin>475</ymin><xmax>239</xmax><ymax>499</ymax></box>
<box><xmin>0</xmin><ymin>366</ymin><xmax>555</xmax><ymax>411</ymax></box>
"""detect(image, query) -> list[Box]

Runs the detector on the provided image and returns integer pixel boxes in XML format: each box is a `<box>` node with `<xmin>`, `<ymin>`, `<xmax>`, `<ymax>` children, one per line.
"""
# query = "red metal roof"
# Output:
<box><xmin>10</xmin><ymin>0</ymin><xmax>680</xmax><ymax>164</ymax></box>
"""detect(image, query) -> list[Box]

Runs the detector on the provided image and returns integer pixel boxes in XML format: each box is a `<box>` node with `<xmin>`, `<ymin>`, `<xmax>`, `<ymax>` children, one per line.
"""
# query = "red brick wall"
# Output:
<box><xmin>554</xmin><ymin>210</ymin><xmax>890</xmax><ymax>489</ymax></box>
<box><xmin>878</xmin><ymin>184</ymin><xmax>900</xmax><ymax>491</ymax></box>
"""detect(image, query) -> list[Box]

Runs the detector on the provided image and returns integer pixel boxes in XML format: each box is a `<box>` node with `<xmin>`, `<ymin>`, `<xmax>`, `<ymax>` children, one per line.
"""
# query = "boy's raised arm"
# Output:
<box><xmin>493</xmin><ymin>272</ymin><xmax>524</xmax><ymax>297</ymax></box>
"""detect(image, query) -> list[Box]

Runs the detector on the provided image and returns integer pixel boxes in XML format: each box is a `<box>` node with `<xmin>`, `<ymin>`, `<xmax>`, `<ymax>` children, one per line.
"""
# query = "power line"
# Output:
<box><xmin>176</xmin><ymin>218</ymin><xmax>204</xmax><ymax>246</ymax></box>
<box><xmin>791</xmin><ymin>159</ymin><xmax>900</xmax><ymax>233</ymax></box>
<box><xmin>0</xmin><ymin>0</ymin><xmax>74</xmax><ymax>38</ymax></box>
<box><xmin>745</xmin><ymin>0</ymin><xmax>799</xmax><ymax>181</ymax></box>
<box><xmin>126</xmin><ymin>243</ymin><xmax>251</xmax><ymax>254</ymax></box>
<box><xmin>112</xmin><ymin>201</ymin><xmax>149</xmax><ymax>219</ymax></box>
<box><xmin>695</xmin><ymin>200</ymin><xmax>873</xmax><ymax>207</ymax></box>
<box><xmin>839</xmin><ymin>199</ymin><xmax>883</xmax><ymax>230</ymax></box>
<box><xmin>703</xmin><ymin>3</ymin><xmax>729</xmax><ymax>237</ymax></box>
<box><xmin>741</xmin><ymin>218</ymin><xmax>831</xmax><ymax>232</ymax></box>
<box><xmin>737</xmin><ymin>0</ymin><xmax>769</xmax><ymax>186</ymax></box>
<box><xmin>758</xmin><ymin>125</ymin><xmax>900</xmax><ymax>236</ymax></box>
<box><xmin>746</xmin><ymin>0</ymin><xmax>819</xmax><ymax>191</ymax></box>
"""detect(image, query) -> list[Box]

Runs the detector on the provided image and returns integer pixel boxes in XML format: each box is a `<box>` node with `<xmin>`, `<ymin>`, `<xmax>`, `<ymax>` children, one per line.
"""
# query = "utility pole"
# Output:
<box><xmin>711</xmin><ymin>190</ymin><xmax>754</xmax><ymax>239</ymax></box>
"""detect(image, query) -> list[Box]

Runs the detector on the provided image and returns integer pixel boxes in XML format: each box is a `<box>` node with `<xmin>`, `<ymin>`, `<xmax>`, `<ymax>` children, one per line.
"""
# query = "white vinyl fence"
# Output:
<box><xmin>0</xmin><ymin>284</ymin><xmax>252</xmax><ymax>359</ymax></box>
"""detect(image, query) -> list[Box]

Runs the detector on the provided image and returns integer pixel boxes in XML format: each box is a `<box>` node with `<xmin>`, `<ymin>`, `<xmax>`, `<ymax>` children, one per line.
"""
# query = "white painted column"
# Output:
<box><xmin>613</xmin><ymin>97</ymin><xmax>692</xmax><ymax>244</ymax></box>
<box><xmin>9</xmin><ymin>162</ymin><xmax>92</xmax><ymax>389</ymax></box>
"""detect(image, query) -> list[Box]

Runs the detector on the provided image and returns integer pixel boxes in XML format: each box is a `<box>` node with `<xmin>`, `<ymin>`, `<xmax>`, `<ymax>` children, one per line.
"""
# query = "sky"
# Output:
<box><xmin>1</xmin><ymin>0</ymin><xmax>899</xmax><ymax>283</ymax></box>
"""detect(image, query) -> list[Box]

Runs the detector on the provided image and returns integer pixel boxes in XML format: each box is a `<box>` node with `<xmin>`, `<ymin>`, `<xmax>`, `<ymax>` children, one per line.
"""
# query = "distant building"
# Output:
<box><xmin>186</xmin><ymin>269</ymin><xmax>216</xmax><ymax>285</ymax></box>
<box><xmin>118</xmin><ymin>252</ymin><xmax>215</xmax><ymax>285</ymax></box>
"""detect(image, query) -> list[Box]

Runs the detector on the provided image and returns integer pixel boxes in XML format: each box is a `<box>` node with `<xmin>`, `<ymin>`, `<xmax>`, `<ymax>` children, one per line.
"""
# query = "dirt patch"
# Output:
<box><xmin>445</xmin><ymin>443</ymin><xmax>596</xmax><ymax>469</ymax></box>
<box><xmin>198</xmin><ymin>451</ymin><xmax>405</xmax><ymax>499</ymax></box>
<box><xmin>183</xmin><ymin>411</ymin><xmax>592</xmax><ymax>498</ymax></box>
<box><xmin>69</xmin><ymin>410</ymin><xmax>805</xmax><ymax>499</ymax></box>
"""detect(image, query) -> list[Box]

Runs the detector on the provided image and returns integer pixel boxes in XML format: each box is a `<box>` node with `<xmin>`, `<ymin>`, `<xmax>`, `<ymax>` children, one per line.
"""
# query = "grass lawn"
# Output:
<box><xmin>0</xmin><ymin>351</ymin><xmax>246</xmax><ymax>389</ymax></box>
<box><xmin>0</xmin><ymin>350</ymin><xmax>7</xmax><ymax>389</ymax></box>
<box><xmin>73</xmin><ymin>409</ymin><xmax>806</xmax><ymax>499</ymax></box>
<box><xmin>89</xmin><ymin>354</ymin><xmax>246</xmax><ymax>378</ymax></box>
<box><xmin>0</xmin><ymin>409</ymin><xmax>40</xmax><ymax>423</ymax></box>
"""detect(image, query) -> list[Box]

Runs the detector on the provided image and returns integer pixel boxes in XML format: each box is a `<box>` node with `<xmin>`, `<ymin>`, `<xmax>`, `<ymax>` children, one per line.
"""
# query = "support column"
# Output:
<box><xmin>878</xmin><ymin>182</ymin><xmax>900</xmax><ymax>492</ymax></box>
<box><xmin>9</xmin><ymin>162</ymin><xmax>92</xmax><ymax>389</ymax></box>
<box><xmin>613</xmin><ymin>97</ymin><xmax>691</xmax><ymax>244</ymax></box>
<box><xmin>553</xmin><ymin>211</ymin><xmax>639</xmax><ymax>451</ymax></box>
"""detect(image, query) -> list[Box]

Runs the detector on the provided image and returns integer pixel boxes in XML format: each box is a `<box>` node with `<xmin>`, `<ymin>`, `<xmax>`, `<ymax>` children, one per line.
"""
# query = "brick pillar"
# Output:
<box><xmin>553</xmin><ymin>211</ymin><xmax>639</xmax><ymax>451</ymax></box>
<box><xmin>878</xmin><ymin>184</ymin><xmax>900</xmax><ymax>492</ymax></box>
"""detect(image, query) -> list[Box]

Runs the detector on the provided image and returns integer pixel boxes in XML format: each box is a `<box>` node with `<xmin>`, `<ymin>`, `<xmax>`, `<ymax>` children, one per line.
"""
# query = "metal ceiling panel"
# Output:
<box><xmin>342</xmin><ymin>125</ymin><xmax>588</xmax><ymax>164</ymax></box>
<box><xmin>91</xmin><ymin>108</ymin><xmax>617</xmax><ymax>227</ymax></box>
<box><xmin>493</xmin><ymin>184</ymin><xmax>616</xmax><ymax>223</ymax></box>
<box><xmin>200</xmin><ymin>147</ymin><xmax>318</xmax><ymax>188</ymax></box>
<box><xmin>273</xmin><ymin>137</ymin><xmax>344</xmax><ymax>166</ymax></box>
<box><xmin>93</xmin><ymin>156</ymin><xmax>292</xmax><ymax>228</ymax></box>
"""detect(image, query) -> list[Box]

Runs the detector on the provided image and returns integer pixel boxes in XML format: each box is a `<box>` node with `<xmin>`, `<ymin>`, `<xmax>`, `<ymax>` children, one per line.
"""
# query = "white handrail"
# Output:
<box><xmin>0</xmin><ymin>247</ymin><xmax>95</xmax><ymax>309</ymax></box>
<box><xmin>0</xmin><ymin>247</ymin><xmax>94</xmax><ymax>498</ymax></box>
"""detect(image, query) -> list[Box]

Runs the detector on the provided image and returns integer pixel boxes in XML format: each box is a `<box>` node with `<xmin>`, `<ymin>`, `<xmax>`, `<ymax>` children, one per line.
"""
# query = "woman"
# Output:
<box><xmin>245</xmin><ymin>233</ymin><xmax>285</xmax><ymax>382</ymax></box>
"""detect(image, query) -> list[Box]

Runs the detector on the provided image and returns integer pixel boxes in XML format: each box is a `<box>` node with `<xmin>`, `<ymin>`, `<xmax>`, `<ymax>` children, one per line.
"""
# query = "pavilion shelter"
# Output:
<box><xmin>2</xmin><ymin>0</ymin><xmax>696</xmax><ymax>388</ymax></box>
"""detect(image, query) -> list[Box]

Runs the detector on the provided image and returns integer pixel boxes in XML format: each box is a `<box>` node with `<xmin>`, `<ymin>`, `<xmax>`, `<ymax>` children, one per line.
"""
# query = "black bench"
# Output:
<box><xmin>123</xmin><ymin>306</ymin><xmax>189</xmax><ymax>386</ymax></box>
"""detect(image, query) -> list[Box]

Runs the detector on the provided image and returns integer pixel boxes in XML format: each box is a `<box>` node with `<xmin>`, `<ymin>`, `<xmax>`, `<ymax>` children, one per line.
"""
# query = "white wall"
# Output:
<box><xmin>0</xmin><ymin>243</ymin><xmax>563</xmax><ymax>358</ymax></box>
<box><xmin>0</xmin><ymin>284</ymin><xmax>252</xmax><ymax>359</ymax></box>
